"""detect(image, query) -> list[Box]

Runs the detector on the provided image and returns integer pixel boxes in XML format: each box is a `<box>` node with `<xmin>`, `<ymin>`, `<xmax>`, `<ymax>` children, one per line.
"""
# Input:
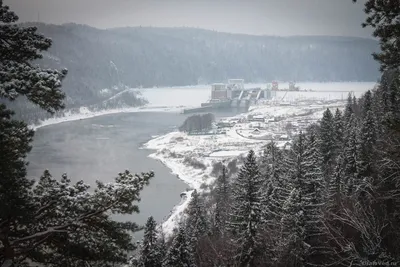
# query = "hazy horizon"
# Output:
<box><xmin>5</xmin><ymin>0</ymin><xmax>373</xmax><ymax>38</ymax></box>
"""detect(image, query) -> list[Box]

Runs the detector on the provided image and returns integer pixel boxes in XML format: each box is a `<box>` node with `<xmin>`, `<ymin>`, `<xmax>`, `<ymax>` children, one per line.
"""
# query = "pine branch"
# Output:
<box><xmin>10</xmin><ymin>227</ymin><xmax>68</xmax><ymax>246</ymax></box>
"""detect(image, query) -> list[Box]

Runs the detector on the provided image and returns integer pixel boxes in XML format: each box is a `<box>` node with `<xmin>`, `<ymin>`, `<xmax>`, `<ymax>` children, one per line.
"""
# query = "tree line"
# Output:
<box><xmin>179</xmin><ymin>113</ymin><xmax>215</xmax><ymax>133</ymax></box>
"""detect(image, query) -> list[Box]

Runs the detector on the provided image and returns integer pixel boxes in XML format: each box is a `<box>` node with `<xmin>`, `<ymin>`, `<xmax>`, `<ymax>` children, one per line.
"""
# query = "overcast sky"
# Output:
<box><xmin>4</xmin><ymin>0</ymin><xmax>372</xmax><ymax>38</ymax></box>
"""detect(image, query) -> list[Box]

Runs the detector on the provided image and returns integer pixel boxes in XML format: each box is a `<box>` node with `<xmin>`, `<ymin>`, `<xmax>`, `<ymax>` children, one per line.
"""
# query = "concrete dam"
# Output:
<box><xmin>183</xmin><ymin>79</ymin><xmax>276</xmax><ymax>114</ymax></box>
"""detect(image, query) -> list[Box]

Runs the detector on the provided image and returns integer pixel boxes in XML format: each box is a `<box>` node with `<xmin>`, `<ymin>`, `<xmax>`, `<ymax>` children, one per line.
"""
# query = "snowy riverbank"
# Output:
<box><xmin>30</xmin><ymin>105</ymin><xmax>183</xmax><ymax>130</ymax></box>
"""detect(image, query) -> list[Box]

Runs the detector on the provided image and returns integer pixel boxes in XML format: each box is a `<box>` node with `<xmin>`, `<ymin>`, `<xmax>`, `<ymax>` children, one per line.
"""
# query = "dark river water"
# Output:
<box><xmin>27</xmin><ymin>112</ymin><xmax>189</xmax><ymax>236</ymax></box>
<box><xmin>27</xmin><ymin>110</ymin><xmax>241</xmax><ymax>239</ymax></box>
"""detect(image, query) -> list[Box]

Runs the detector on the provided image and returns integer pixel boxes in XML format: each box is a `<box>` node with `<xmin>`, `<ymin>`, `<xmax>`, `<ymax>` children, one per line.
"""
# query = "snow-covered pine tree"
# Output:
<box><xmin>342</xmin><ymin>114</ymin><xmax>360</xmax><ymax>196</ymax></box>
<box><xmin>279</xmin><ymin>188</ymin><xmax>308</xmax><ymax>267</ymax></box>
<box><xmin>333</xmin><ymin>108</ymin><xmax>344</xmax><ymax>152</ymax></box>
<box><xmin>213</xmin><ymin>165</ymin><xmax>230</xmax><ymax>236</ymax></box>
<box><xmin>260</xmin><ymin>141</ymin><xmax>286</xmax><ymax>222</ymax></box>
<box><xmin>185</xmin><ymin>190</ymin><xmax>207</xmax><ymax>260</ymax></box>
<box><xmin>319</xmin><ymin>108</ymin><xmax>336</xmax><ymax>181</ymax></box>
<box><xmin>0</xmin><ymin>0</ymin><xmax>67</xmax><ymax>222</ymax></box>
<box><xmin>353</xmin><ymin>0</ymin><xmax>400</xmax><ymax>71</ymax></box>
<box><xmin>0</xmin><ymin>3</ymin><xmax>156</xmax><ymax>266</ymax></box>
<box><xmin>328</xmin><ymin>108</ymin><xmax>356</xmax><ymax>211</ymax></box>
<box><xmin>19</xmin><ymin>170</ymin><xmax>153</xmax><ymax>266</ymax></box>
<box><xmin>0</xmin><ymin>2</ymin><xmax>65</xmax><ymax>265</ymax></box>
<box><xmin>361</xmin><ymin>90</ymin><xmax>373</xmax><ymax>118</ymax></box>
<box><xmin>0</xmin><ymin>105</ymin><xmax>35</xmax><ymax>227</ymax></box>
<box><xmin>337</xmin><ymin>97</ymin><xmax>360</xmax><ymax>199</ymax></box>
<box><xmin>285</xmin><ymin>133</ymin><xmax>307</xmax><ymax>194</ymax></box>
<box><xmin>343</xmin><ymin>93</ymin><xmax>354</xmax><ymax>130</ymax></box>
<box><xmin>356</xmin><ymin>91</ymin><xmax>378</xmax><ymax>202</ymax></box>
<box><xmin>0</xmin><ymin>2</ymin><xmax>67</xmax><ymax>113</ymax></box>
<box><xmin>328</xmin><ymin>158</ymin><xmax>344</xmax><ymax>213</ymax></box>
<box><xmin>302</xmin><ymin>127</ymin><xmax>328</xmax><ymax>264</ymax></box>
<box><xmin>324</xmin><ymin>109</ymin><xmax>344</xmax><ymax>213</ymax></box>
<box><xmin>383</xmin><ymin>72</ymin><xmax>400</xmax><ymax>129</ymax></box>
<box><xmin>158</xmin><ymin>227</ymin><xmax>168</xmax><ymax>266</ymax></box>
<box><xmin>277</xmin><ymin>131</ymin><xmax>327</xmax><ymax>265</ymax></box>
<box><xmin>352</xmin><ymin>95</ymin><xmax>360</xmax><ymax>117</ymax></box>
<box><xmin>228</xmin><ymin>150</ymin><xmax>264</xmax><ymax>266</ymax></box>
<box><xmin>277</xmin><ymin>133</ymin><xmax>309</xmax><ymax>266</ymax></box>
<box><xmin>260</xmin><ymin>165</ymin><xmax>274</xmax><ymax>225</ymax></box>
<box><xmin>137</xmin><ymin>216</ymin><xmax>163</xmax><ymax>267</ymax></box>
<box><xmin>163</xmin><ymin>224</ymin><xmax>196</xmax><ymax>267</ymax></box>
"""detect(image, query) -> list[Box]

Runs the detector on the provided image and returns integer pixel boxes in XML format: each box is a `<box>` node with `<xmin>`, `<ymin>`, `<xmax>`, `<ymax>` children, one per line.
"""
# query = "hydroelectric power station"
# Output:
<box><xmin>182</xmin><ymin>79</ymin><xmax>276</xmax><ymax>114</ymax></box>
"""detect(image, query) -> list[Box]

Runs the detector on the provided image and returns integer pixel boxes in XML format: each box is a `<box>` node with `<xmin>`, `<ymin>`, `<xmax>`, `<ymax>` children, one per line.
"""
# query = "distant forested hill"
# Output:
<box><xmin>12</xmin><ymin>23</ymin><xmax>380</xmax><ymax>121</ymax></box>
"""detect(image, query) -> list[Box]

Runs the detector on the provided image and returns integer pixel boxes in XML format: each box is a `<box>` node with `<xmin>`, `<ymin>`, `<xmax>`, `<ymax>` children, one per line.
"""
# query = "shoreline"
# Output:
<box><xmin>142</xmin><ymin>137</ymin><xmax>213</xmax><ymax>238</ymax></box>
<box><xmin>30</xmin><ymin>105</ymin><xmax>183</xmax><ymax>130</ymax></box>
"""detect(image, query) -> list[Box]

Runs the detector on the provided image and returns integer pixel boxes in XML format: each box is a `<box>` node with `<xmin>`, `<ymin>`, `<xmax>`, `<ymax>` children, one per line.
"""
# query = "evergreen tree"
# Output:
<box><xmin>158</xmin><ymin>228</ymin><xmax>168</xmax><ymax>266</ymax></box>
<box><xmin>260</xmin><ymin>141</ymin><xmax>286</xmax><ymax>186</ymax></box>
<box><xmin>0</xmin><ymin>105</ymin><xmax>35</xmax><ymax>229</ymax></box>
<box><xmin>328</xmin><ymin>157</ymin><xmax>344</xmax><ymax>212</ymax></box>
<box><xmin>353</xmin><ymin>0</ymin><xmax>400</xmax><ymax>71</ymax></box>
<box><xmin>0</xmin><ymin>3</ymin><xmax>156</xmax><ymax>265</ymax></box>
<box><xmin>338</xmin><ymin>97</ymin><xmax>361</xmax><ymax>197</ymax></box>
<box><xmin>319</xmin><ymin>108</ymin><xmax>335</xmax><ymax>180</ymax></box>
<box><xmin>352</xmin><ymin>95</ymin><xmax>359</xmax><ymax>117</ymax></box>
<box><xmin>260</xmin><ymin>141</ymin><xmax>286</xmax><ymax>221</ymax></box>
<box><xmin>384</xmin><ymin>73</ymin><xmax>400</xmax><ymax>128</ymax></box>
<box><xmin>361</xmin><ymin>90</ymin><xmax>373</xmax><ymax>118</ymax></box>
<box><xmin>0</xmin><ymin>2</ymin><xmax>67</xmax><ymax>112</ymax></box>
<box><xmin>356</xmin><ymin>95</ymin><xmax>377</xmax><ymax>201</ymax></box>
<box><xmin>138</xmin><ymin>216</ymin><xmax>163</xmax><ymax>267</ymax></box>
<box><xmin>278</xmin><ymin>133</ymin><xmax>309</xmax><ymax>266</ymax></box>
<box><xmin>213</xmin><ymin>166</ymin><xmax>230</xmax><ymax>236</ymax></box>
<box><xmin>302</xmin><ymin>128</ymin><xmax>327</xmax><ymax>264</ymax></box>
<box><xmin>343</xmin><ymin>93</ymin><xmax>355</xmax><ymax>137</ymax></box>
<box><xmin>333</xmin><ymin>108</ymin><xmax>344</xmax><ymax>150</ymax></box>
<box><xmin>279</xmin><ymin>188</ymin><xmax>308</xmax><ymax>267</ymax></box>
<box><xmin>0</xmin><ymin>0</ymin><xmax>67</xmax><ymax>226</ymax></box>
<box><xmin>228</xmin><ymin>150</ymin><xmax>264</xmax><ymax>266</ymax></box>
<box><xmin>0</xmin><ymin>2</ymin><xmax>64</xmax><ymax>265</ymax></box>
<box><xmin>163</xmin><ymin>224</ymin><xmax>196</xmax><ymax>267</ymax></box>
<box><xmin>8</xmin><ymin>170</ymin><xmax>154</xmax><ymax>266</ymax></box>
<box><xmin>277</xmin><ymin>132</ymin><xmax>327</xmax><ymax>265</ymax></box>
<box><xmin>342</xmin><ymin>115</ymin><xmax>360</xmax><ymax>196</ymax></box>
<box><xmin>185</xmin><ymin>190</ymin><xmax>207</xmax><ymax>259</ymax></box>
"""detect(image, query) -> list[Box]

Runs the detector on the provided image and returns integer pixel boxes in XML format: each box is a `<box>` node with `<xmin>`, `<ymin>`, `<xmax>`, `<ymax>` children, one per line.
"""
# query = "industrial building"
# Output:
<box><xmin>183</xmin><ymin>79</ymin><xmax>276</xmax><ymax>114</ymax></box>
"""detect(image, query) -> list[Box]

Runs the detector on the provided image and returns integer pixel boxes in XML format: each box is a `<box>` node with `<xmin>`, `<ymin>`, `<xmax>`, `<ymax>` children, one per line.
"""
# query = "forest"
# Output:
<box><xmin>0</xmin><ymin>0</ymin><xmax>399</xmax><ymax>266</ymax></box>
<box><xmin>138</xmin><ymin>84</ymin><xmax>400</xmax><ymax>266</ymax></box>
<box><xmin>179</xmin><ymin>113</ymin><xmax>215</xmax><ymax>133</ymax></box>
